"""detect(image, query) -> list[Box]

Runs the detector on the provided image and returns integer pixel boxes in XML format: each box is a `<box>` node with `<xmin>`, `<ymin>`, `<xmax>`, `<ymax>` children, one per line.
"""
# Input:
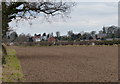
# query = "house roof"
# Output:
<box><xmin>48</xmin><ymin>37</ymin><xmax>56</xmax><ymax>42</ymax></box>
<box><xmin>34</xmin><ymin>36</ymin><xmax>41</xmax><ymax>39</ymax></box>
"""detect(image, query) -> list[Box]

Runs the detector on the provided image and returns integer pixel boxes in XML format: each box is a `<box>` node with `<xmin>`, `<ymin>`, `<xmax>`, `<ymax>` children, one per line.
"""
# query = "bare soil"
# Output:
<box><xmin>12</xmin><ymin>45</ymin><xmax>118</xmax><ymax>82</ymax></box>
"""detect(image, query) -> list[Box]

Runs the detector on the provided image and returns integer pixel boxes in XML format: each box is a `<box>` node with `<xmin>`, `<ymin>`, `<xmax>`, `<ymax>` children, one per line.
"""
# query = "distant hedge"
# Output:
<box><xmin>13</xmin><ymin>40</ymin><xmax>120</xmax><ymax>46</ymax></box>
<box><xmin>94</xmin><ymin>40</ymin><xmax>120</xmax><ymax>45</ymax></box>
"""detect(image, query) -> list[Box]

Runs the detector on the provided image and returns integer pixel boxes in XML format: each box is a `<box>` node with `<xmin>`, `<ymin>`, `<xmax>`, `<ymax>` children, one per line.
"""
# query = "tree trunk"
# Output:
<box><xmin>2</xmin><ymin>43</ymin><xmax>7</xmax><ymax>64</ymax></box>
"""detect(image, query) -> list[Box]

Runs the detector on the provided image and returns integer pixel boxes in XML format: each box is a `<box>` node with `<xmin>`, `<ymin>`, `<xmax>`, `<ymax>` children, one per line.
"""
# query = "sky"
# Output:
<box><xmin>9</xmin><ymin>2</ymin><xmax>118</xmax><ymax>36</ymax></box>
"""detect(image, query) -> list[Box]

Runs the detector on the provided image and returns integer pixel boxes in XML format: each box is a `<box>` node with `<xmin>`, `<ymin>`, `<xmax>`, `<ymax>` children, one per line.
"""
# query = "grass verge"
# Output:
<box><xmin>2</xmin><ymin>46</ymin><xmax>25</xmax><ymax>82</ymax></box>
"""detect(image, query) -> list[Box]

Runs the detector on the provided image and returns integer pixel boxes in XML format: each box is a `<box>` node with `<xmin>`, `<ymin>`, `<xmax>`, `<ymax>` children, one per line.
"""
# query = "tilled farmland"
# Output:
<box><xmin>12</xmin><ymin>46</ymin><xmax>118</xmax><ymax>82</ymax></box>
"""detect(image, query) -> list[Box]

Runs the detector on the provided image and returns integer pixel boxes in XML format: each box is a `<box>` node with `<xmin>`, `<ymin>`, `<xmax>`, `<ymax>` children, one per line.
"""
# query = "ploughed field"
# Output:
<box><xmin>12</xmin><ymin>46</ymin><xmax>118</xmax><ymax>82</ymax></box>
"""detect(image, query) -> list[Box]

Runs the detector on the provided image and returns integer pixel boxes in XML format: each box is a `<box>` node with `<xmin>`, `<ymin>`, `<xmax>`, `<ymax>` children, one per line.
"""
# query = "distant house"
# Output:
<box><xmin>97</xmin><ymin>34</ymin><xmax>107</xmax><ymax>39</ymax></box>
<box><xmin>42</xmin><ymin>36</ymin><xmax>47</xmax><ymax>41</ymax></box>
<box><xmin>34</xmin><ymin>36</ymin><xmax>41</xmax><ymax>42</ymax></box>
<box><xmin>106</xmin><ymin>38</ymin><xmax>113</xmax><ymax>41</ymax></box>
<box><xmin>33</xmin><ymin>34</ymin><xmax>41</xmax><ymax>42</ymax></box>
<box><xmin>48</xmin><ymin>37</ymin><xmax>56</xmax><ymax>42</ymax></box>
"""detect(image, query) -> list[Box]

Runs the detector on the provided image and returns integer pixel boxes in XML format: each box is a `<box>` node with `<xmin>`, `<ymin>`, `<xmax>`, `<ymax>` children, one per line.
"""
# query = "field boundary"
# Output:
<box><xmin>2</xmin><ymin>46</ymin><xmax>25</xmax><ymax>82</ymax></box>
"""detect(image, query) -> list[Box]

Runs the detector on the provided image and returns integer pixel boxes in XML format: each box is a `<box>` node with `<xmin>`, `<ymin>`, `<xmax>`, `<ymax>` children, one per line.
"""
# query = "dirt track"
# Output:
<box><xmin>12</xmin><ymin>46</ymin><xmax>118</xmax><ymax>82</ymax></box>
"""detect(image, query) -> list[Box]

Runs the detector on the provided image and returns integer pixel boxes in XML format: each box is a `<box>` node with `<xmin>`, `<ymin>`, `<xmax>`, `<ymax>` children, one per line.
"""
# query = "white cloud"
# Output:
<box><xmin>9</xmin><ymin>2</ymin><xmax>118</xmax><ymax>35</ymax></box>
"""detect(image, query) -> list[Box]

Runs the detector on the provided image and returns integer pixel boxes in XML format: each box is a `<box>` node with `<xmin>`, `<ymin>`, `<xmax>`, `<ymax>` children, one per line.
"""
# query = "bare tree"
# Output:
<box><xmin>2</xmin><ymin>1</ymin><xmax>75</xmax><ymax>37</ymax></box>
<box><xmin>67</xmin><ymin>30</ymin><xmax>73</xmax><ymax>37</ymax></box>
<box><xmin>56</xmin><ymin>31</ymin><xmax>60</xmax><ymax>37</ymax></box>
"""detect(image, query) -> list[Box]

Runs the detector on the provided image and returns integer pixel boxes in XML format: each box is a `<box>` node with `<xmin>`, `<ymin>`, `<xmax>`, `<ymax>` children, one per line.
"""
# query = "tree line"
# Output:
<box><xmin>3</xmin><ymin>25</ymin><xmax>120</xmax><ymax>43</ymax></box>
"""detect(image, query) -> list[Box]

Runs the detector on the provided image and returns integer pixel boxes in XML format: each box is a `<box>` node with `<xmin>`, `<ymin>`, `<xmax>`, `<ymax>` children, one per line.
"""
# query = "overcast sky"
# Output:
<box><xmin>9</xmin><ymin>2</ymin><xmax>118</xmax><ymax>36</ymax></box>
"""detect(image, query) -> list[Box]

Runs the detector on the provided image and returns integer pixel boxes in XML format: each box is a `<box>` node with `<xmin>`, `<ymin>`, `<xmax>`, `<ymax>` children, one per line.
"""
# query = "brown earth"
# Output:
<box><xmin>12</xmin><ymin>45</ymin><xmax>118</xmax><ymax>82</ymax></box>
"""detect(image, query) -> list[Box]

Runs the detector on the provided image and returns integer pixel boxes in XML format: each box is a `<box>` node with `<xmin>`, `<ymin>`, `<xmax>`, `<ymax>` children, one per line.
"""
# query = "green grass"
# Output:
<box><xmin>2</xmin><ymin>47</ymin><xmax>25</xmax><ymax>82</ymax></box>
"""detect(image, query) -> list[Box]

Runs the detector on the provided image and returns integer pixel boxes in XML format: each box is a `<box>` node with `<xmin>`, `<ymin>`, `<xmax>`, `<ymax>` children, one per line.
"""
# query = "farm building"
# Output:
<box><xmin>33</xmin><ymin>35</ymin><xmax>42</xmax><ymax>42</ymax></box>
<box><xmin>48</xmin><ymin>37</ymin><xmax>56</xmax><ymax>42</ymax></box>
